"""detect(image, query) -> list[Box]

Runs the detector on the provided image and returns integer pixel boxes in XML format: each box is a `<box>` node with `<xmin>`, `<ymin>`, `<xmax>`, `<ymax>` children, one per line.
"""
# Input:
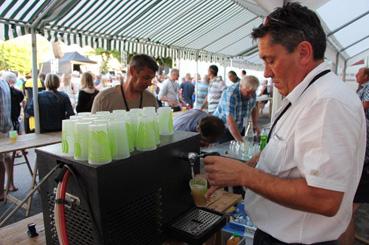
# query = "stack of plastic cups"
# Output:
<box><xmin>126</xmin><ymin>113</ymin><xmax>138</xmax><ymax>152</ymax></box>
<box><xmin>108</xmin><ymin>119</ymin><xmax>130</xmax><ymax>160</ymax></box>
<box><xmin>77</xmin><ymin>112</ymin><xmax>91</xmax><ymax>117</ymax></box>
<box><xmin>95</xmin><ymin>111</ymin><xmax>111</xmax><ymax>116</ymax></box>
<box><xmin>142</xmin><ymin>107</ymin><xmax>155</xmax><ymax>115</ymax></box>
<box><xmin>61</xmin><ymin>119</ymin><xmax>78</xmax><ymax>156</ymax></box>
<box><xmin>142</xmin><ymin>107</ymin><xmax>160</xmax><ymax>145</ymax></box>
<box><xmin>74</xmin><ymin>121</ymin><xmax>91</xmax><ymax>161</ymax></box>
<box><xmin>130</xmin><ymin>108</ymin><xmax>142</xmax><ymax>115</ymax></box>
<box><xmin>88</xmin><ymin>123</ymin><xmax>112</xmax><ymax>165</ymax></box>
<box><xmin>112</xmin><ymin>109</ymin><xmax>126</xmax><ymax>119</ymax></box>
<box><xmin>158</xmin><ymin>107</ymin><xmax>174</xmax><ymax>136</ymax></box>
<box><xmin>136</xmin><ymin>115</ymin><xmax>157</xmax><ymax>151</ymax></box>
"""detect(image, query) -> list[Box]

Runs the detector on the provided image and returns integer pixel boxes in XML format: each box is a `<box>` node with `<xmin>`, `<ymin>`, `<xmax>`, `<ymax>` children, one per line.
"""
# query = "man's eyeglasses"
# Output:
<box><xmin>262</xmin><ymin>15</ymin><xmax>307</xmax><ymax>38</ymax></box>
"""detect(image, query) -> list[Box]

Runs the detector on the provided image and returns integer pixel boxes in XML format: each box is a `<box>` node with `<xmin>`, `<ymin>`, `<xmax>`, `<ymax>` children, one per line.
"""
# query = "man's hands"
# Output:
<box><xmin>204</xmin><ymin>156</ymin><xmax>251</xmax><ymax>197</ymax></box>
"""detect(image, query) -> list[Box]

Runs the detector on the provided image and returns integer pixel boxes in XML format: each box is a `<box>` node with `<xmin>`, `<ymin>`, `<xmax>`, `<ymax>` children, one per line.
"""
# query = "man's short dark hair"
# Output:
<box><xmin>209</xmin><ymin>65</ymin><xmax>218</xmax><ymax>76</ymax></box>
<box><xmin>251</xmin><ymin>2</ymin><xmax>326</xmax><ymax>60</ymax></box>
<box><xmin>228</xmin><ymin>70</ymin><xmax>237</xmax><ymax>77</ymax></box>
<box><xmin>130</xmin><ymin>54</ymin><xmax>159</xmax><ymax>72</ymax></box>
<box><xmin>198</xmin><ymin>116</ymin><xmax>225</xmax><ymax>142</ymax></box>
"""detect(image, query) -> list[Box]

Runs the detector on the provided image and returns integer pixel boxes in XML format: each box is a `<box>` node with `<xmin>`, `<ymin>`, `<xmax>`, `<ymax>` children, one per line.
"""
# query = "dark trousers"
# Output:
<box><xmin>253</xmin><ymin>229</ymin><xmax>338</xmax><ymax>245</ymax></box>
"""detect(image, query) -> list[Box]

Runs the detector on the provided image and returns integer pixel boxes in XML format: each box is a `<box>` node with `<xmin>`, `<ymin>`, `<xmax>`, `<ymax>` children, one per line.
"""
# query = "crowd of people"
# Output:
<box><xmin>0</xmin><ymin>3</ymin><xmax>368</xmax><ymax>242</ymax></box>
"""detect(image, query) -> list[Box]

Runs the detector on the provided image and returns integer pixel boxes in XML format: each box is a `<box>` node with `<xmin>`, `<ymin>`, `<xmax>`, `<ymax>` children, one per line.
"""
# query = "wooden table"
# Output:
<box><xmin>0</xmin><ymin>191</ymin><xmax>242</xmax><ymax>245</ymax></box>
<box><xmin>0</xmin><ymin>132</ymin><xmax>61</xmax><ymax>220</ymax></box>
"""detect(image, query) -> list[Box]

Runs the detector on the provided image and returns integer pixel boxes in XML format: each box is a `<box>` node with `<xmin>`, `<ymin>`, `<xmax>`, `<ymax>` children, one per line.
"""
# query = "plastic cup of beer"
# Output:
<box><xmin>9</xmin><ymin>130</ymin><xmax>17</xmax><ymax>143</ymax></box>
<box><xmin>189</xmin><ymin>177</ymin><xmax>208</xmax><ymax>206</ymax></box>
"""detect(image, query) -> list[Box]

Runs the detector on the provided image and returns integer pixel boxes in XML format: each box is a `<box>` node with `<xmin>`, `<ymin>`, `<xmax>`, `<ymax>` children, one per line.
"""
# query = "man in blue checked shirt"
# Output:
<box><xmin>213</xmin><ymin>75</ymin><xmax>259</xmax><ymax>142</ymax></box>
<box><xmin>356</xmin><ymin>67</ymin><xmax>369</xmax><ymax>120</ymax></box>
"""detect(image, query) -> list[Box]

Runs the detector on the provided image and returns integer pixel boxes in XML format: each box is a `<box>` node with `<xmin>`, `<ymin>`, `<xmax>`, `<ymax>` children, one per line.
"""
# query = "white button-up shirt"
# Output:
<box><xmin>245</xmin><ymin>62</ymin><xmax>366</xmax><ymax>243</ymax></box>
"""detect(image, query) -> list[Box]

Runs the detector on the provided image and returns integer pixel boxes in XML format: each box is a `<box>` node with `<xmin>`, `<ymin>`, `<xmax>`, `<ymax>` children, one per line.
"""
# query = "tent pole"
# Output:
<box><xmin>31</xmin><ymin>28</ymin><xmax>40</xmax><ymax>134</ymax></box>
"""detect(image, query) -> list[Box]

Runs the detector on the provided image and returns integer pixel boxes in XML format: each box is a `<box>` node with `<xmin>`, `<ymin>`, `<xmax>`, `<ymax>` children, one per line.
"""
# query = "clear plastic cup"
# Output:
<box><xmin>112</xmin><ymin>110</ymin><xmax>127</xmax><ymax>117</ymax></box>
<box><xmin>126</xmin><ymin>114</ymin><xmax>138</xmax><ymax>152</ymax></box>
<box><xmin>88</xmin><ymin>124</ymin><xmax>112</xmax><ymax>165</ymax></box>
<box><xmin>129</xmin><ymin>108</ymin><xmax>142</xmax><ymax>116</ymax></box>
<box><xmin>157</xmin><ymin>107</ymin><xmax>174</xmax><ymax>136</ymax></box>
<box><xmin>136</xmin><ymin>115</ymin><xmax>157</xmax><ymax>151</ymax></box>
<box><xmin>108</xmin><ymin>120</ymin><xmax>130</xmax><ymax>160</ymax></box>
<box><xmin>9</xmin><ymin>130</ymin><xmax>17</xmax><ymax>143</ymax></box>
<box><xmin>74</xmin><ymin>122</ymin><xmax>91</xmax><ymax>161</ymax></box>
<box><xmin>96</xmin><ymin>111</ymin><xmax>111</xmax><ymax>116</ymax></box>
<box><xmin>62</xmin><ymin>119</ymin><xmax>78</xmax><ymax>156</ymax></box>
<box><xmin>189</xmin><ymin>177</ymin><xmax>208</xmax><ymax>206</ymax></box>
<box><xmin>142</xmin><ymin>107</ymin><xmax>156</xmax><ymax>115</ymax></box>
<box><xmin>77</xmin><ymin>112</ymin><xmax>91</xmax><ymax>117</ymax></box>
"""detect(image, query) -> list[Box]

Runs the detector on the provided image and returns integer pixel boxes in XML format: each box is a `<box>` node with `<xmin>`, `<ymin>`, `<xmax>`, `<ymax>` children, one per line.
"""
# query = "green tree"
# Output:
<box><xmin>0</xmin><ymin>42</ymin><xmax>31</xmax><ymax>74</ymax></box>
<box><xmin>92</xmin><ymin>48</ymin><xmax>121</xmax><ymax>73</ymax></box>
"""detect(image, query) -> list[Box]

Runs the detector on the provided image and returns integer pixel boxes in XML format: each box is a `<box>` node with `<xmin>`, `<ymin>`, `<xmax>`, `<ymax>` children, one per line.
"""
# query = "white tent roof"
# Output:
<box><xmin>0</xmin><ymin>0</ymin><xmax>368</xmax><ymax>68</ymax></box>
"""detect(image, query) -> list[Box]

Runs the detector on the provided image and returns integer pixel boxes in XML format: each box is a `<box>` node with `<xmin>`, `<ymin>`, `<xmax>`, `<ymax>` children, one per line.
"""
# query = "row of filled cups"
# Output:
<box><xmin>61</xmin><ymin>107</ymin><xmax>174</xmax><ymax>165</ymax></box>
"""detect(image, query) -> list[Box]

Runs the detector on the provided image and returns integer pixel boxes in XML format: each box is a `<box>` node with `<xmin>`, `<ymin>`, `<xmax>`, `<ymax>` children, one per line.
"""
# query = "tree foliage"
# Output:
<box><xmin>93</xmin><ymin>48</ymin><xmax>121</xmax><ymax>73</ymax></box>
<box><xmin>0</xmin><ymin>42</ymin><xmax>32</xmax><ymax>74</ymax></box>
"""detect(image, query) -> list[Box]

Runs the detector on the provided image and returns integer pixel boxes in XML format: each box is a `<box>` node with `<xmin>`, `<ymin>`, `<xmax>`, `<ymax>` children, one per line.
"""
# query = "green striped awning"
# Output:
<box><xmin>0</xmin><ymin>0</ymin><xmax>263</xmax><ymax>62</ymax></box>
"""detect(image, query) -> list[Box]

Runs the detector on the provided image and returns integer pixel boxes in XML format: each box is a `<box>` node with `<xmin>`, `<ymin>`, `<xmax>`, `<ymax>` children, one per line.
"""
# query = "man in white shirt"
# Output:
<box><xmin>158</xmin><ymin>68</ymin><xmax>181</xmax><ymax>111</ymax></box>
<box><xmin>204</xmin><ymin>3</ymin><xmax>366</xmax><ymax>244</ymax></box>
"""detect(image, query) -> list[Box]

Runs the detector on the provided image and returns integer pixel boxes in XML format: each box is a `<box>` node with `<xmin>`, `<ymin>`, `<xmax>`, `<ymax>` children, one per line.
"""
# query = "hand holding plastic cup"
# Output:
<box><xmin>189</xmin><ymin>177</ymin><xmax>208</xmax><ymax>206</ymax></box>
<box><xmin>9</xmin><ymin>130</ymin><xmax>17</xmax><ymax>143</ymax></box>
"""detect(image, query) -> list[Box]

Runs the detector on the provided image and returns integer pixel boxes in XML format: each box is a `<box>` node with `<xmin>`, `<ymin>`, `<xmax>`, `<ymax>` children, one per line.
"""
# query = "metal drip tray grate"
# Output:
<box><xmin>166</xmin><ymin>207</ymin><xmax>226</xmax><ymax>244</ymax></box>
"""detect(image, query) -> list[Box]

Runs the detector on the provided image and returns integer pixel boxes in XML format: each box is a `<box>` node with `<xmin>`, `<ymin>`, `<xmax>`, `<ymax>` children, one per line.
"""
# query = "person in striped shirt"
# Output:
<box><xmin>203</xmin><ymin>65</ymin><xmax>226</xmax><ymax>114</ymax></box>
<box><xmin>193</xmin><ymin>74</ymin><xmax>209</xmax><ymax>110</ymax></box>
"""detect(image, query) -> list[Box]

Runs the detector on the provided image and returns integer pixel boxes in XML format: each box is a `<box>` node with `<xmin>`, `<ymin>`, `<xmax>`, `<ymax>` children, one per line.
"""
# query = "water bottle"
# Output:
<box><xmin>259</xmin><ymin>128</ymin><xmax>268</xmax><ymax>151</ymax></box>
<box><xmin>244</xmin><ymin>121</ymin><xmax>254</xmax><ymax>144</ymax></box>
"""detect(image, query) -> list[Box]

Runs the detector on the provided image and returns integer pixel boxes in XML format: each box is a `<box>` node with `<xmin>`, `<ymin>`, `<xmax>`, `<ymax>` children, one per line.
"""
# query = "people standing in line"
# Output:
<box><xmin>59</xmin><ymin>73</ymin><xmax>77</xmax><ymax>110</ymax></box>
<box><xmin>26</xmin><ymin>74</ymin><xmax>74</xmax><ymax>133</ymax></box>
<box><xmin>339</xmin><ymin>67</ymin><xmax>369</xmax><ymax>244</ymax></box>
<box><xmin>213</xmin><ymin>76</ymin><xmax>259</xmax><ymax>142</ymax></box>
<box><xmin>158</xmin><ymin>68</ymin><xmax>181</xmax><ymax>111</ymax></box>
<box><xmin>91</xmin><ymin>54</ymin><xmax>159</xmax><ymax>113</ymax></box>
<box><xmin>193</xmin><ymin>74</ymin><xmax>209</xmax><ymax>111</ymax></box>
<box><xmin>76</xmin><ymin>72</ymin><xmax>99</xmax><ymax>113</ymax></box>
<box><xmin>204</xmin><ymin>3</ymin><xmax>365</xmax><ymax>244</ymax></box>
<box><xmin>228</xmin><ymin>70</ymin><xmax>241</xmax><ymax>84</ymax></box>
<box><xmin>203</xmin><ymin>65</ymin><xmax>226</xmax><ymax>114</ymax></box>
<box><xmin>0</xmin><ymin>75</ymin><xmax>16</xmax><ymax>200</ymax></box>
<box><xmin>180</xmin><ymin>73</ymin><xmax>195</xmax><ymax>108</ymax></box>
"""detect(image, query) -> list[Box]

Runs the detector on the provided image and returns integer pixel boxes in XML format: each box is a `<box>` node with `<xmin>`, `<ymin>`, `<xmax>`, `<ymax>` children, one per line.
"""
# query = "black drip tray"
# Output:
<box><xmin>166</xmin><ymin>207</ymin><xmax>226</xmax><ymax>244</ymax></box>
